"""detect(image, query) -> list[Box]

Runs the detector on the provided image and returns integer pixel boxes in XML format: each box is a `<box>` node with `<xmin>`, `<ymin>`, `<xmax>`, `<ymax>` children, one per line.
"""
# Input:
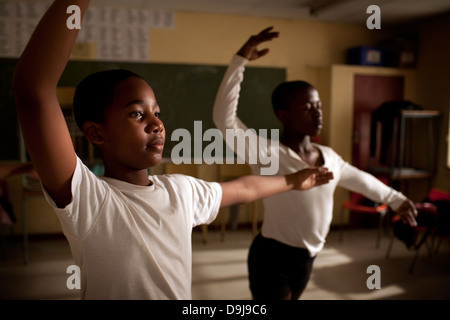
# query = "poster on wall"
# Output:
<box><xmin>0</xmin><ymin>0</ymin><xmax>174</xmax><ymax>61</ymax></box>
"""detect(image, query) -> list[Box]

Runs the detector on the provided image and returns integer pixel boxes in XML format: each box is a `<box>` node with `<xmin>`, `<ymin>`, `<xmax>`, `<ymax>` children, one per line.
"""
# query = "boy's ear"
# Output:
<box><xmin>82</xmin><ymin>122</ymin><xmax>105</xmax><ymax>145</ymax></box>
<box><xmin>276</xmin><ymin>109</ymin><xmax>289</xmax><ymax>125</ymax></box>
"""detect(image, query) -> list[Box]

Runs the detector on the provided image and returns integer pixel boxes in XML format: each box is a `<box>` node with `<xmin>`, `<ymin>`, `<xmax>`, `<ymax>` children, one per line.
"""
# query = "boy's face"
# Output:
<box><xmin>278</xmin><ymin>87</ymin><xmax>323</xmax><ymax>137</ymax></box>
<box><xmin>98</xmin><ymin>77</ymin><xmax>165</xmax><ymax>170</ymax></box>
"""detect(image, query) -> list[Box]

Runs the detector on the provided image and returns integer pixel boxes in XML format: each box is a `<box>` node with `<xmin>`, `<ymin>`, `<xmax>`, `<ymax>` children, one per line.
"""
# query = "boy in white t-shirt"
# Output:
<box><xmin>12</xmin><ymin>1</ymin><xmax>333</xmax><ymax>299</ymax></box>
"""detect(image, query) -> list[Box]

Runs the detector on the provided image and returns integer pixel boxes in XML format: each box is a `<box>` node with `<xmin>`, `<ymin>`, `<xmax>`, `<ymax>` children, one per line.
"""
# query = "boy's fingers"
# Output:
<box><xmin>256</xmin><ymin>48</ymin><xmax>270</xmax><ymax>57</ymax></box>
<box><xmin>314</xmin><ymin>171</ymin><xmax>334</xmax><ymax>185</ymax></box>
<box><xmin>250</xmin><ymin>26</ymin><xmax>279</xmax><ymax>44</ymax></box>
<box><xmin>259</xmin><ymin>26</ymin><xmax>274</xmax><ymax>34</ymax></box>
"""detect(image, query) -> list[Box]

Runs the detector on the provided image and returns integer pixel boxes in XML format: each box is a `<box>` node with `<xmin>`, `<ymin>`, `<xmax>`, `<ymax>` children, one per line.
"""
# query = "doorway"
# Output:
<box><xmin>352</xmin><ymin>74</ymin><xmax>405</xmax><ymax>171</ymax></box>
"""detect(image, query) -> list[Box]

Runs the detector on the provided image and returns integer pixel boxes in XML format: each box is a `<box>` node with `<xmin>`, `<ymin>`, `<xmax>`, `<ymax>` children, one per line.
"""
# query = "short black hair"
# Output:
<box><xmin>73</xmin><ymin>69</ymin><xmax>144</xmax><ymax>130</ymax></box>
<box><xmin>271</xmin><ymin>80</ymin><xmax>315</xmax><ymax>114</ymax></box>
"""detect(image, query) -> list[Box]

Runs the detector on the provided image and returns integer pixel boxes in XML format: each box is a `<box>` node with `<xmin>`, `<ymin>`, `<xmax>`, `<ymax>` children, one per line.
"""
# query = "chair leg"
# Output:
<box><xmin>409</xmin><ymin>229</ymin><xmax>434</xmax><ymax>274</ymax></box>
<box><xmin>376</xmin><ymin>212</ymin><xmax>383</xmax><ymax>249</ymax></box>
<box><xmin>409</xmin><ymin>246</ymin><xmax>421</xmax><ymax>274</ymax></box>
<box><xmin>0</xmin><ymin>225</ymin><xmax>6</xmax><ymax>261</ymax></box>
<box><xmin>385</xmin><ymin>233</ymin><xmax>395</xmax><ymax>259</ymax></box>
<box><xmin>376</xmin><ymin>210</ymin><xmax>388</xmax><ymax>249</ymax></box>
<box><xmin>434</xmin><ymin>237</ymin><xmax>442</xmax><ymax>255</ymax></box>
<box><xmin>385</xmin><ymin>230</ymin><xmax>419</xmax><ymax>274</ymax></box>
<box><xmin>22</xmin><ymin>197</ymin><xmax>29</xmax><ymax>265</ymax></box>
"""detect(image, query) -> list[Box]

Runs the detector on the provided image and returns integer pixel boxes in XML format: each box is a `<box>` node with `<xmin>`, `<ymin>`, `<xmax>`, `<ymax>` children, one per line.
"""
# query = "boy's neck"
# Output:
<box><xmin>104</xmin><ymin>167</ymin><xmax>152</xmax><ymax>186</ymax></box>
<box><xmin>280</xmin><ymin>133</ymin><xmax>313</xmax><ymax>155</ymax></box>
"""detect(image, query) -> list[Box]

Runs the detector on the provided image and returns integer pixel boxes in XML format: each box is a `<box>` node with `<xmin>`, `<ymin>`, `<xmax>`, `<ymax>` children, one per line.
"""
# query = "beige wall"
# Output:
<box><xmin>149</xmin><ymin>12</ymin><xmax>389</xmax><ymax>80</ymax></box>
<box><xmin>414</xmin><ymin>14</ymin><xmax>450</xmax><ymax>192</ymax></box>
<box><xmin>14</xmin><ymin>8</ymin><xmax>450</xmax><ymax>235</ymax></box>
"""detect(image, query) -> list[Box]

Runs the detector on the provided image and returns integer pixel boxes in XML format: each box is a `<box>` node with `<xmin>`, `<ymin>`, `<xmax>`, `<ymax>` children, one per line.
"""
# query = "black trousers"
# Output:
<box><xmin>247</xmin><ymin>233</ymin><xmax>315</xmax><ymax>299</ymax></box>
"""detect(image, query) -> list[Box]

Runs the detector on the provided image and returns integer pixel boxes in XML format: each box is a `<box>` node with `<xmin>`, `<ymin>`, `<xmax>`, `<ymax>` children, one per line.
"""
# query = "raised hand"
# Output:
<box><xmin>237</xmin><ymin>26</ymin><xmax>279</xmax><ymax>61</ymax></box>
<box><xmin>287</xmin><ymin>167</ymin><xmax>334</xmax><ymax>191</ymax></box>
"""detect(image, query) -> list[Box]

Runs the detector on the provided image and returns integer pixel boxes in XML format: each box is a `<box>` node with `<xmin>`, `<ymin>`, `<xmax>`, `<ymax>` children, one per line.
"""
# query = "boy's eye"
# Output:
<box><xmin>130</xmin><ymin>111</ymin><xmax>143</xmax><ymax>119</ymax></box>
<box><xmin>154</xmin><ymin>112</ymin><xmax>160</xmax><ymax>118</ymax></box>
<box><xmin>304</xmin><ymin>102</ymin><xmax>321</xmax><ymax>111</ymax></box>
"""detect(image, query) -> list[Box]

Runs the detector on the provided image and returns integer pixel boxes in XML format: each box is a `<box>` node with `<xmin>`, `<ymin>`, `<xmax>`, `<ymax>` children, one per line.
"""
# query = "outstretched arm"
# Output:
<box><xmin>339</xmin><ymin>162</ymin><xmax>417</xmax><ymax>227</ymax></box>
<box><xmin>220</xmin><ymin>167</ymin><xmax>333</xmax><ymax>208</ymax></box>
<box><xmin>13</xmin><ymin>0</ymin><xmax>90</xmax><ymax>208</ymax></box>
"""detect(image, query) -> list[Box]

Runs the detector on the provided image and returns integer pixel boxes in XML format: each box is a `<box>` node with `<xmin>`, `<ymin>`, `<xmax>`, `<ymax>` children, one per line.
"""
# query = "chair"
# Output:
<box><xmin>426</xmin><ymin>188</ymin><xmax>450</xmax><ymax>255</ymax></box>
<box><xmin>339</xmin><ymin>192</ymin><xmax>389</xmax><ymax>249</ymax></box>
<box><xmin>385</xmin><ymin>202</ymin><xmax>438</xmax><ymax>274</ymax></box>
<box><xmin>218</xmin><ymin>163</ymin><xmax>262</xmax><ymax>241</ymax></box>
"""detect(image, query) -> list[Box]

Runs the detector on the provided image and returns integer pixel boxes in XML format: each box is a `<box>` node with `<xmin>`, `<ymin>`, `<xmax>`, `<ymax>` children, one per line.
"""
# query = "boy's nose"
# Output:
<box><xmin>145</xmin><ymin>117</ymin><xmax>164</xmax><ymax>134</ymax></box>
<box><xmin>312</xmin><ymin>107</ymin><xmax>322</xmax><ymax>117</ymax></box>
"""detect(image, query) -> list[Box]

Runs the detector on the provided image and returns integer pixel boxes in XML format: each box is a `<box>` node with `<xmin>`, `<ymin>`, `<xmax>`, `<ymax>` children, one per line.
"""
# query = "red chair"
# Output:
<box><xmin>339</xmin><ymin>191</ymin><xmax>389</xmax><ymax>249</ymax></box>
<box><xmin>425</xmin><ymin>188</ymin><xmax>450</xmax><ymax>255</ymax></box>
<box><xmin>385</xmin><ymin>201</ymin><xmax>438</xmax><ymax>274</ymax></box>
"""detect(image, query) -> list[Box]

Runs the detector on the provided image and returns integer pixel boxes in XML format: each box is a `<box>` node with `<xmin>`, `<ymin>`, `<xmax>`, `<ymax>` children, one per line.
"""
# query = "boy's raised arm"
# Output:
<box><xmin>13</xmin><ymin>0</ymin><xmax>90</xmax><ymax>207</ymax></box>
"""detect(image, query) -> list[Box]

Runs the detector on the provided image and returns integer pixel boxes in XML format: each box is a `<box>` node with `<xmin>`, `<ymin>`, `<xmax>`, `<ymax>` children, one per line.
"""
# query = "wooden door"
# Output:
<box><xmin>352</xmin><ymin>75</ymin><xmax>405</xmax><ymax>171</ymax></box>
<box><xmin>350</xmin><ymin>75</ymin><xmax>405</xmax><ymax>228</ymax></box>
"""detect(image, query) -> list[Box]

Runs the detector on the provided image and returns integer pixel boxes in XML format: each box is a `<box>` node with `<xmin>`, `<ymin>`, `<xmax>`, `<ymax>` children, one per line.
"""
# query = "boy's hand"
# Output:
<box><xmin>394</xmin><ymin>199</ymin><xmax>418</xmax><ymax>227</ymax></box>
<box><xmin>287</xmin><ymin>167</ymin><xmax>334</xmax><ymax>190</ymax></box>
<box><xmin>237</xmin><ymin>26</ymin><xmax>279</xmax><ymax>61</ymax></box>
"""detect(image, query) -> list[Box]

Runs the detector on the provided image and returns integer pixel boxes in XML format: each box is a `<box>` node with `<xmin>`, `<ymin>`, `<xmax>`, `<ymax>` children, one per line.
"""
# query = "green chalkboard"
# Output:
<box><xmin>0</xmin><ymin>58</ymin><xmax>285</xmax><ymax>161</ymax></box>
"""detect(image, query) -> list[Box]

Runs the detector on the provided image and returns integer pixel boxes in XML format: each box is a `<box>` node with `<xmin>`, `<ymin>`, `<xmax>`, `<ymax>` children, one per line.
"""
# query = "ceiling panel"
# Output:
<box><xmin>93</xmin><ymin>0</ymin><xmax>450</xmax><ymax>26</ymax></box>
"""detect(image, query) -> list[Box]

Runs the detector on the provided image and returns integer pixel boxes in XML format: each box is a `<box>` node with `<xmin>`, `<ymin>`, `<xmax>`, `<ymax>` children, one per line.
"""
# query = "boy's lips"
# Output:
<box><xmin>146</xmin><ymin>135</ymin><xmax>165</xmax><ymax>150</ymax></box>
<box><xmin>315</xmin><ymin>118</ymin><xmax>323</xmax><ymax>128</ymax></box>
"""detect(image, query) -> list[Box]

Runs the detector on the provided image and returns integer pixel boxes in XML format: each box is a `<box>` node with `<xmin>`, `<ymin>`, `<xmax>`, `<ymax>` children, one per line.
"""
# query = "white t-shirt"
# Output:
<box><xmin>42</xmin><ymin>156</ymin><xmax>222</xmax><ymax>300</ymax></box>
<box><xmin>213</xmin><ymin>54</ymin><xmax>407</xmax><ymax>257</ymax></box>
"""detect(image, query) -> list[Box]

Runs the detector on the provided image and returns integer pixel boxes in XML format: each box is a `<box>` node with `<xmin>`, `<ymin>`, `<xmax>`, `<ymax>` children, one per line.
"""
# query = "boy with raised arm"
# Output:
<box><xmin>13</xmin><ymin>2</ymin><xmax>333</xmax><ymax>299</ymax></box>
<box><xmin>213</xmin><ymin>27</ymin><xmax>417</xmax><ymax>300</ymax></box>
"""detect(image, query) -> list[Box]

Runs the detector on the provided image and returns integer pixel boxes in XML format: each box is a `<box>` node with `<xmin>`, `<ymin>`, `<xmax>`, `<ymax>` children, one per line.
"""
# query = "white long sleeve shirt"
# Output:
<box><xmin>213</xmin><ymin>54</ymin><xmax>407</xmax><ymax>257</ymax></box>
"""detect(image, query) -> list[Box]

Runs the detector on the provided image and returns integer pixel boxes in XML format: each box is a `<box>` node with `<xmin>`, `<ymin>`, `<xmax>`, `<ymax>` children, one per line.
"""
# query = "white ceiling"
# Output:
<box><xmin>94</xmin><ymin>0</ymin><xmax>450</xmax><ymax>26</ymax></box>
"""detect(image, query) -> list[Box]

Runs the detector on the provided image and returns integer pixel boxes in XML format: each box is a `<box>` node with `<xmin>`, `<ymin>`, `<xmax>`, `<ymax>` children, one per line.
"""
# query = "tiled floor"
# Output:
<box><xmin>1</xmin><ymin>227</ymin><xmax>449</xmax><ymax>300</ymax></box>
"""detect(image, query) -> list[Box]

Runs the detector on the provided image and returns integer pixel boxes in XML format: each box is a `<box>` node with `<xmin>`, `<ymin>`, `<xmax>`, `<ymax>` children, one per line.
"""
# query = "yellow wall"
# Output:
<box><xmin>149</xmin><ymin>12</ymin><xmax>389</xmax><ymax>80</ymax></box>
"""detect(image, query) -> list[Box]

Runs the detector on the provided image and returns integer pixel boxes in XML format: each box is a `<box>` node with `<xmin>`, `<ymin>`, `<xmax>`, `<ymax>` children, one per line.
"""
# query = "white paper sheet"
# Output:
<box><xmin>0</xmin><ymin>1</ymin><xmax>175</xmax><ymax>61</ymax></box>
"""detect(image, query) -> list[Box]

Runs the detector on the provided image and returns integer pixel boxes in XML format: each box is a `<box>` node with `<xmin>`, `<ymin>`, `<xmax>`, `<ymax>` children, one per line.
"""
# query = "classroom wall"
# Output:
<box><xmin>149</xmin><ymin>11</ymin><xmax>390</xmax><ymax>80</ymax></box>
<box><xmin>414</xmin><ymin>13</ymin><xmax>450</xmax><ymax>192</ymax></box>
<box><xmin>5</xmin><ymin>7</ymin><xmax>397</xmax><ymax>235</ymax></box>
